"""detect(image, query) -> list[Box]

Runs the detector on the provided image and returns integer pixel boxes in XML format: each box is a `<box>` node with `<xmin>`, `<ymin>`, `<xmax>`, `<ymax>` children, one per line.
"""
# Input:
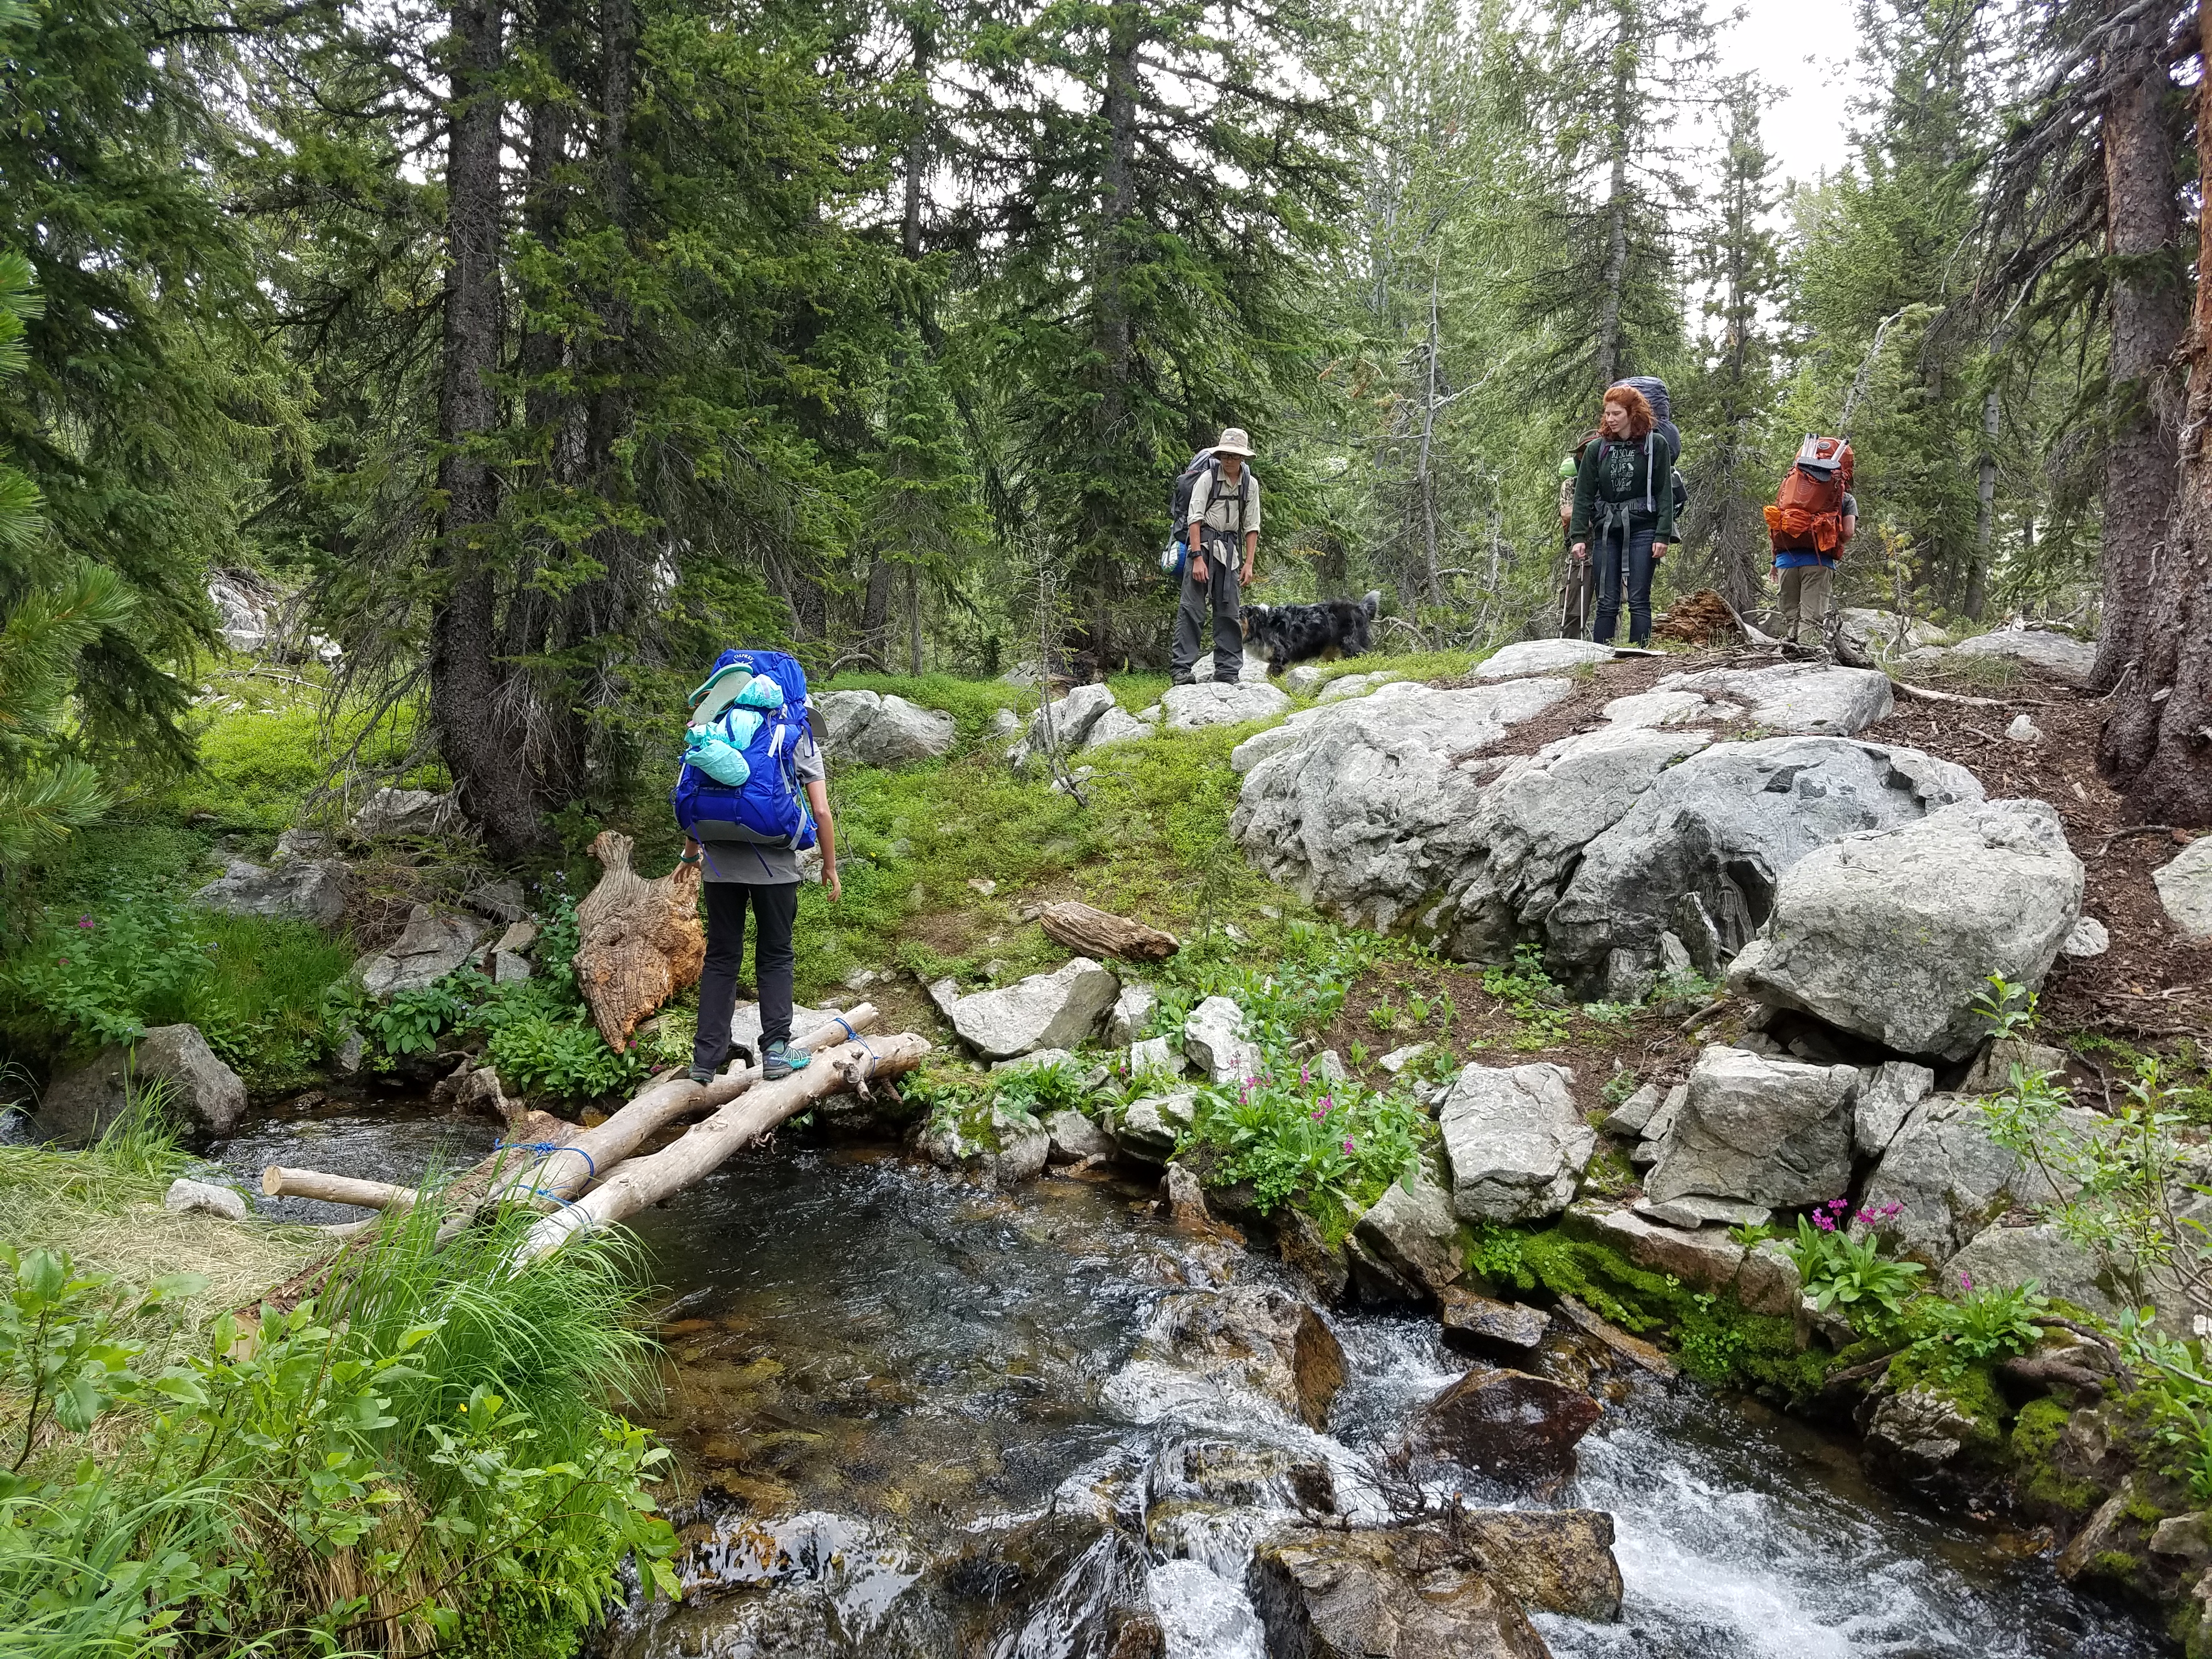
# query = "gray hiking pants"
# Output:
<box><xmin>1170</xmin><ymin>543</ymin><xmax>1243</xmax><ymax>684</ymax></box>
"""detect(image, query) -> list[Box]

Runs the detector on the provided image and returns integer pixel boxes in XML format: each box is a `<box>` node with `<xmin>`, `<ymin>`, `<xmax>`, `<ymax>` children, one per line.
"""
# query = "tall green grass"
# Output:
<box><xmin>0</xmin><ymin>1115</ymin><xmax>676</xmax><ymax>1659</ymax></box>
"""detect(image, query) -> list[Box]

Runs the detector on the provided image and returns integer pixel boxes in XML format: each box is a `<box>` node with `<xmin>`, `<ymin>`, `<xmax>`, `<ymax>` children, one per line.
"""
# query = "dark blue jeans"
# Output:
<box><xmin>1591</xmin><ymin>522</ymin><xmax>1655</xmax><ymax>646</ymax></box>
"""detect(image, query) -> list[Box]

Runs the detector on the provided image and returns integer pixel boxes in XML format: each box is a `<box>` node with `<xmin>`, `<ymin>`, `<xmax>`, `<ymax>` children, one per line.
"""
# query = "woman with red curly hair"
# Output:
<box><xmin>1567</xmin><ymin>383</ymin><xmax>1675</xmax><ymax>646</ymax></box>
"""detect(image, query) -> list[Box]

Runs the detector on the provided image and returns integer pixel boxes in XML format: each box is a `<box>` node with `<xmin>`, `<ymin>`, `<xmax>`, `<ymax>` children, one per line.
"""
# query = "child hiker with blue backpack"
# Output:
<box><xmin>672</xmin><ymin>650</ymin><xmax>842</xmax><ymax>1086</ymax></box>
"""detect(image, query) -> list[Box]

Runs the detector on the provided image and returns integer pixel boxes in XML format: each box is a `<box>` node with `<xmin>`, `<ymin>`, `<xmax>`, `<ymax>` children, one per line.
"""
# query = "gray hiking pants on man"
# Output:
<box><xmin>1170</xmin><ymin>541</ymin><xmax>1243</xmax><ymax>684</ymax></box>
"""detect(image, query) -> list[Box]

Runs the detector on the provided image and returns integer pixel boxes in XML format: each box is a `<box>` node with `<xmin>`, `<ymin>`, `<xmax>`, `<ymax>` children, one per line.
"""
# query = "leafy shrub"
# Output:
<box><xmin>1911</xmin><ymin>1275</ymin><xmax>2050</xmax><ymax>1365</ymax></box>
<box><xmin>1782</xmin><ymin>1206</ymin><xmax>1926</xmax><ymax>1321</ymax></box>
<box><xmin>488</xmin><ymin>1013</ymin><xmax>646</xmax><ymax>1101</ymax></box>
<box><xmin>1180</xmin><ymin>1054</ymin><xmax>1426</xmax><ymax>1215</ymax></box>
<box><xmin>1479</xmin><ymin>945</ymin><xmax>1571</xmax><ymax>1049</ymax></box>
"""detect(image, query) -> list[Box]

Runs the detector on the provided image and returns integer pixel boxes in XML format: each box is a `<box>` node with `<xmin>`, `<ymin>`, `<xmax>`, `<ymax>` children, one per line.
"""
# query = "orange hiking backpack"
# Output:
<box><xmin>1763</xmin><ymin>435</ymin><xmax>1854</xmax><ymax>553</ymax></box>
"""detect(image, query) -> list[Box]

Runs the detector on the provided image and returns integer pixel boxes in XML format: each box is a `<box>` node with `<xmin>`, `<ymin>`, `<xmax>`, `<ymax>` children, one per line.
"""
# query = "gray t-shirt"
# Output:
<box><xmin>1190</xmin><ymin>465</ymin><xmax>1261</xmax><ymax>543</ymax></box>
<box><xmin>695</xmin><ymin>720</ymin><xmax>827</xmax><ymax>885</ymax></box>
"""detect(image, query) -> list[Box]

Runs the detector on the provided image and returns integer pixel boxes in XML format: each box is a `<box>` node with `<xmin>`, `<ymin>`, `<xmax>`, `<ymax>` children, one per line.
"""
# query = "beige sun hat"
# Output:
<box><xmin>1212</xmin><ymin>426</ymin><xmax>1255</xmax><ymax>457</ymax></box>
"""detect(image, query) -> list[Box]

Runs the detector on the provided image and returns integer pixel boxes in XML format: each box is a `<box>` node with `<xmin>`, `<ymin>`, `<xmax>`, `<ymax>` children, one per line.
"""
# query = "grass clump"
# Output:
<box><xmin>0</xmin><ymin>1115</ymin><xmax>678</xmax><ymax>1657</ymax></box>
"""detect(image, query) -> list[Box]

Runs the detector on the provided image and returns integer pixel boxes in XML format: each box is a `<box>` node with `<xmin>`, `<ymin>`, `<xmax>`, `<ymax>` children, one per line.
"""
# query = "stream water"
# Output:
<box><xmin>211</xmin><ymin>1100</ymin><xmax>2160</xmax><ymax>1658</ymax></box>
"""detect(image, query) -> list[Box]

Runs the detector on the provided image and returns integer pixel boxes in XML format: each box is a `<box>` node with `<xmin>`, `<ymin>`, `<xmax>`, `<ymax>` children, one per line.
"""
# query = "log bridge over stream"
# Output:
<box><xmin>258</xmin><ymin>1005</ymin><xmax>927</xmax><ymax>1288</ymax></box>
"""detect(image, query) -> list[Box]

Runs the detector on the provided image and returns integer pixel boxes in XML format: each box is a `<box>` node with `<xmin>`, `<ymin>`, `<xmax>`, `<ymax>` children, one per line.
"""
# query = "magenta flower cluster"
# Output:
<box><xmin>1810</xmin><ymin>1195</ymin><xmax>1903</xmax><ymax>1233</ymax></box>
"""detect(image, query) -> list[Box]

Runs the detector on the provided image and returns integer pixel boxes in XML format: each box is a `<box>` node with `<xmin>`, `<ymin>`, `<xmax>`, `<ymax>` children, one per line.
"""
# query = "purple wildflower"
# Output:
<box><xmin>1959</xmin><ymin>1271</ymin><xmax>1974</xmax><ymax>1293</ymax></box>
<box><xmin>55</xmin><ymin>957</ymin><xmax>67</xmax><ymax>968</ymax></box>
<box><xmin>1813</xmin><ymin>1211</ymin><xmax>1836</xmax><ymax>1232</ymax></box>
<box><xmin>1342</xmin><ymin>1138</ymin><xmax>1356</xmax><ymax>1156</ymax></box>
<box><xmin>76</xmin><ymin>916</ymin><xmax>93</xmax><ymax>930</ymax></box>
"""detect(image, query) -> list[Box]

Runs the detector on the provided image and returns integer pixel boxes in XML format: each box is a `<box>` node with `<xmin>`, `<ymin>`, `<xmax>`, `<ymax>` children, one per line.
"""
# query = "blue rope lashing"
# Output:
<box><xmin>832</xmin><ymin>1013</ymin><xmax>859</xmax><ymax>1043</ymax></box>
<box><xmin>492</xmin><ymin>1140</ymin><xmax>597</xmax><ymax>1180</ymax></box>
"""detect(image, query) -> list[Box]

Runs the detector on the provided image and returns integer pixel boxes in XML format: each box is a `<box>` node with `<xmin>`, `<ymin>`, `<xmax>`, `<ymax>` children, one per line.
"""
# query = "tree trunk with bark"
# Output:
<box><xmin>1037</xmin><ymin>901</ymin><xmax>1178</xmax><ymax>962</ymax></box>
<box><xmin>432</xmin><ymin>0</ymin><xmax>539</xmax><ymax>854</ymax></box>
<box><xmin>2091</xmin><ymin>21</ymin><xmax>2187</xmax><ymax>692</ymax></box>
<box><xmin>1591</xmin><ymin>34</ymin><xmax>1634</xmax><ymax>392</ymax></box>
<box><xmin>2100</xmin><ymin>6</ymin><xmax>2212</xmax><ymax>826</ymax></box>
<box><xmin>1966</xmin><ymin>385</ymin><xmax>1997</xmax><ymax>621</ymax></box>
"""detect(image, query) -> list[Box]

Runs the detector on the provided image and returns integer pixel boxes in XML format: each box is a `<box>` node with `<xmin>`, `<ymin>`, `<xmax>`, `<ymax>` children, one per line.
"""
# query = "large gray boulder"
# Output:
<box><xmin>1317</xmin><ymin>669</ymin><xmax>1404</xmax><ymax>702</ymax></box>
<box><xmin>1476</xmin><ymin>637</ymin><xmax>1615</xmax><ymax>679</ymax></box>
<box><xmin>1863</xmin><ymin>1092</ymin><xmax>2086</xmax><ymax>1263</ymax></box>
<box><xmin>944</xmin><ymin>957</ymin><xmax>1118</xmax><ymax>1059</ymax></box>
<box><xmin>1943</xmin><ymin>1221</ymin><xmax>2123</xmax><ymax>1320</ymax></box>
<box><xmin>38</xmin><ymin>1024</ymin><xmax>247</xmax><ymax>1141</ymax></box>
<box><xmin>2155</xmin><ymin>836</ymin><xmax>2212</xmax><ymax>941</ymax></box>
<box><xmin>1009</xmin><ymin>682</ymin><xmax>1117</xmax><ymax>766</ymax></box>
<box><xmin>1600</xmin><ymin>687</ymin><xmax>1743</xmax><ymax>729</ymax></box>
<box><xmin>1646</xmin><ymin>1045</ymin><xmax>1859</xmax><ymax>1209</ymax></box>
<box><xmin>193</xmin><ymin>850</ymin><xmax>347</xmax><ymax>928</ymax></box>
<box><xmin>1728</xmin><ymin>799</ymin><xmax>2084</xmax><ymax>1060</ymax></box>
<box><xmin>1855</xmin><ymin>1060</ymin><xmax>1935</xmax><ymax>1159</ymax></box>
<box><xmin>815</xmin><ymin>690</ymin><xmax>956</xmax><ymax>766</ymax></box>
<box><xmin>1081</xmin><ymin>706</ymin><xmax>1156</xmax><ymax>751</ymax></box>
<box><xmin>1652</xmin><ymin>662</ymin><xmax>1895</xmax><ymax>735</ymax></box>
<box><xmin>1949</xmin><ymin>626</ymin><xmax>2098</xmax><ymax>687</ymax></box>
<box><xmin>918</xmin><ymin>1109</ymin><xmax>1051</xmax><ymax>1185</ymax></box>
<box><xmin>1230</xmin><ymin>679</ymin><xmax>1575</xmax><ymax>933</ymax></box>
<box><xmin>1161</xmin><ymin>680</ymin><xmax>1291</xmax><ymax>730</ymax></box>
<box><xmin>356</xmin><ymin>905</ymin><xmax>492</xmax><ymax>998</ymax></box>
<box><xmin>1544</xmin><ymin>737</ymin><xmax>1983</xmax><ymax>994</ymax></box>
<box><xmin>350</xmin><ymin>787</ymin><xmax>453</xmax><ymax>840</ymax></box>
<box><xmin>1190</xmin><ymin>655</ymin><xmax>1274</xmax><ymax>684</ymax></box>
<box><xmin>1183</xmin><ymin>995</ymin><xmax>1260</xmax><ymax>1085</ymax></box>
<box><xmin>1835</xmin><ymin>608</ymin><xmax>1948</xmax><ymax>668</ymax></box>
<box><xmin>1431</xmin><ymin>725</ymin><xmax>1713</xmax><ymax>960</ymax></box>
<box><xmin>1438</xmin><ymin>1062</ymin><xmax>1593</xmax><ymax>1222</ymax></box>
<box><xmin>1352</xmin><ymin>1161</ymin><xmax>1466</xmax><ymax>1295</ymax></box>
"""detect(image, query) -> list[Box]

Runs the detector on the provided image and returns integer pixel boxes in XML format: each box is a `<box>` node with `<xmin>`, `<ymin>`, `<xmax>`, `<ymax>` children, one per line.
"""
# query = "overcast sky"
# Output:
<box><xmin>1712</xmin><ymin>0</ymin><xmax>1871</xmax><ymax>192</ymax></box>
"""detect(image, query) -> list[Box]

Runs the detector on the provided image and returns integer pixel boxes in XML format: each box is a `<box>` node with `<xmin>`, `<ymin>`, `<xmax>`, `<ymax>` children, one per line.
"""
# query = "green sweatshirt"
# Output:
<box><xmin>1570</xmin><ymin>436</ymin><xmax>1677</xmax><ymax>543</ymax></box>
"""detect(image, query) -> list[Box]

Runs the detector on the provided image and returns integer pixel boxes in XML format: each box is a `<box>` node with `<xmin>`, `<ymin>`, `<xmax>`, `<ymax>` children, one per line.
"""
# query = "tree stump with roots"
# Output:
<box><xmin>573</xmin><ymin>830</ymin><xmax>706</xmax><ymax>1051</ymax></box>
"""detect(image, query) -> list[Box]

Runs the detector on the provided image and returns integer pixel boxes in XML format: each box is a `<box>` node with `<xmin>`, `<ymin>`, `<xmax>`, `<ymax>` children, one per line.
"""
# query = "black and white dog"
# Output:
<box><xmin>1240</xmin><ymin>590</ymin><xmax>1381</xmax><ymax>677</ymax></box>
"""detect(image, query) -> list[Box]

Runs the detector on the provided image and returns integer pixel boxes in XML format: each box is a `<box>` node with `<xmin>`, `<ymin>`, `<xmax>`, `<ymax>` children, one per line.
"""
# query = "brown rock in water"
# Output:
<box><xmin>572</xmin><ymin>830</ymin><xmax>706</xmax><ymax>1051</ymax></box>
<box><xmin>1438</xmin><ymin>1286</ymin><xmax>1551</xmax><ymax>1353</ymax></box>
<box><xmin>1246</xmin><ymin>1526</ymin><xmax>1552</xmax><ymax>1658</ymax></box>
<box><xmin>1133</xmin><ymin>1285</ymin><xmax>1346</xmax><ymax>1430</ymax></box>
<box><xmin>1417</xmin><ymin>1367</ymin><xmax>1604</xmax><ymax>1483</ymax></box>
<box><xmin>1455</xmin><ymin>1508</ymin><xmax>1623</xmax><ymax>1620</ymax></box>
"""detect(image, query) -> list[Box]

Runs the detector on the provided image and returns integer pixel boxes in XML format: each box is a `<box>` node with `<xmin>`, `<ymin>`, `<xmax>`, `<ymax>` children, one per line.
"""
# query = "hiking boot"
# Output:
<box><xmin>687</xmin><ymin>1064</ymin><xmax>716</xmax><ymax>1085</ymax></box>
<box><xmin>763</xmin><ymin>1040</ymin><xmax>811</xmax><ymax>1082</ymax></box>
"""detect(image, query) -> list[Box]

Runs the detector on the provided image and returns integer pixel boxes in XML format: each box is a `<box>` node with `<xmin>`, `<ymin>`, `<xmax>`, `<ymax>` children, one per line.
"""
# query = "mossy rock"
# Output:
<box><xmin>2010</xmin><ymin>1397</ymin><xmax>2106</xmax><ymax>1520</ymax></box>
<box><xmin>1505</xmin><ymin>1227</ymin><xmax>1829</xmax><ymax>1396</ymax></box>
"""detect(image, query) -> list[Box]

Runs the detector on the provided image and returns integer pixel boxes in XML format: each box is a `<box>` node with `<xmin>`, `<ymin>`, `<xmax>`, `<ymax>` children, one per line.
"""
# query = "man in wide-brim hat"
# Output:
<box><xmin>1171</xmin><ymin>426</ymin><xmax>1262</xmax><ymax>685</ymax></box>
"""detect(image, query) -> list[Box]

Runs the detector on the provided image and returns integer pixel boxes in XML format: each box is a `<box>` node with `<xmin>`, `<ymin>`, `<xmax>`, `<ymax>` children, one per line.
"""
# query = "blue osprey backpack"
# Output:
<box><xmin>672</xmin><ymin>648</ymin><xmax>818</xmax><ymax>851</ymax></box>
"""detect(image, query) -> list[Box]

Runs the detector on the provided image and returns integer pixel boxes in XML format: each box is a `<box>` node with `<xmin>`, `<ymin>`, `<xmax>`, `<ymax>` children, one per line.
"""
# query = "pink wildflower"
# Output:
<box><xmin>1813</xmin><ymin>1211</ymin><xmax>1836</xmax><ymax>1232</ymax></box>
<box><xmin>1342</xmin><ymin>1138</ymin><xmax>1356</xmax><ymax>1155</ymax></box>
<box><xmin>55</xmin><ymin>957</ymin><xmax>67</xmax><ymax>968</ymax></box>
<box><xmin>76</xmin><ymin>916</ymin><xmax>93</xmax><ymax>930</ymax></box>
<box><xmin>1959</xmin><ymin>1271</ymin><xmax>1974</xmax><ymax>1293</ymax></box>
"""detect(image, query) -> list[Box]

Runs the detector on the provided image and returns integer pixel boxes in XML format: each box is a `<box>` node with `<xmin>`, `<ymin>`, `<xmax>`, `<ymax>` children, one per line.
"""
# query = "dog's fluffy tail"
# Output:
<box><xmin>1359</xmin><ymin>589</ymin><xmax>1381</xmax><ymax>618</ymax></box>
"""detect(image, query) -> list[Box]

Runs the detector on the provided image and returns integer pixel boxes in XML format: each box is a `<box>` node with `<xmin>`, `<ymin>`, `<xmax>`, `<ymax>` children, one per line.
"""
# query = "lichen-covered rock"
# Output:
<box><xmin>2155</xmin><ymin>835</ymin><xmax>2212</xmax><ymax>941</ymax></box>
<box><xmin>38</xmin><ymin>1025</ymin><xmax>247</xmax><ymax>1141</ymax></box>
<box><xmin>1437</xmin><ymin>1062</ymin><xmax>1593</xmax><ymax>1222</ymax></box>
<box><xmin>1863</xmin><ymin>1093</ymin><xmax>2086</xmax><ymax>1264</ymax></box>
<box><xmin>1183</xmin><ymin>995</ymin><xmax>1259</xmax><ymax>1085</ymax></box>
<box><xmin>1476</xmin><ymin>637</ymin><xmax>1616</xmax><ymax>678</ymax></box>
<box><xmin>1651</xmin><ymin>662</ymin><xmax>1895</xmax><ymax>735</ymax></box>
<box><xmin>1456</xmin><ymin>1508</ymin><xmax>1624</xmax><ymax>1620</ymax></box>
<box><xmin>1545</xmin><ymin>737</ymin><xmax>1982</xmax><ymax>995</ymax></box>
<box><xmin>1948</xmin><ymin>625</ymin><xmax>2098</xmax><ymax>687</ymax></box>
<box><xmin>1855</xmin><ymin>1060</ymin><xmax>1935</xmax><ymax>1159</ymax></box>
<box><xmin>1081</xmin><ymin>706</ymin><xmax>1156</xmax><ymax>751</ymax></box>
<box><xmin>1727</xmin><ymin>799</ymin><xmax>2084</xmax><ymax>1060</ymax></box>
<box><xmin>816</xmin><ymin>690</ymin><xmax>957</xmax><ymax>766</ymax></box>
<box><xmin>1112</xmin><ymin>1088</ymin><xmax>1197</xmax><ymax>1161</ymax></box>
<box><xmin>1246</xmin><ymin>1527</ymin><xmax>1553</xmax><ymax>1659</ymax></box>
<box><xmin>1434</xmin><ymin>725</ymin><xmax>1713</xmax><ymax>961</ymax></box>
<box><xmin>945</xmin><ymin>957</ymin><xmax>1119</xmax><ymax>1058</ymax></box>
<box><xmin>1008</xmin><ymin>683</ymin><xmax>1117</xmax><ymax>766</ymax></box>
<box><xmin>1352</xmin><ymin>1163</ymin><xmax>1466</xmax><ymax>1295</ymax></box>
<box><xmin>1229</xmin><ymin>678</ymin><xmax>1576</xmax><ymax>933</ymax></box>
<box><xmin>918</xmin><ymin>1109</ymin><xmax>1051</xmax><ymax>1184</ymax></box>
<box><xmin>1131</xmin><ymin>1285</ymin><xmax>1346</xmax><ymax>1430</ymax></box>
<box><xmin>1416</xmin><ymin>1367</ymin><xmax>1604</xmax><ymax>1482</ymax></box>
<box><xmin>193</xmin><ymin>851</ymin><xmax>348</xmax><ymax>928</ymax></box>
<box><xmin>163</xmin><ymin>1177</ymin><xmax>248</xmax><ymax>1221</ymax></box>
<box><xmin>356</xmin><ymin>905</ymin><xmax>494</xmax><ymax>998</ymax></box>
<box><xmin>1593</xmin><ymin>1209</ymin><xmax>1743</xmax><ymax>1294</ymax></box>
<box><xmin>1864</xmin><ymin>1383</ymin><xmax>1992</xmax><ymax>1474</ymax></box>
<box><xmin>1645</xmin><ymin>1046</ymin><xmax>1858</xmax><ymax>1209</ymax></box>
<box><xmin>349</xmin><ymin>786</ymin><xmax>453</xmax><ymax>839</ymax></box>
<box><xmin>1944</xmin><ymin>1221</ymin><xmax>2122</xmax><ymax>1321</ymax></box>
<box><xmin>1161</xmin><ymin>679</ymin><xmax>1291</xmax><ymax>730</ymax></box>
<box><xmin>1042</xmin><ymin>1108</ymin><xmax>1113</xmax><ymax>1163</ymax></box>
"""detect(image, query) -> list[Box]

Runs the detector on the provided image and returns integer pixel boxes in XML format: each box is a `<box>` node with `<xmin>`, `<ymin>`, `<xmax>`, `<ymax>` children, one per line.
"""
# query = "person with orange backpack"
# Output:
<box><xmin>1763</xmin><ymin>435</ymin><xmax>1857</xmax><ymax>646</ymax></box>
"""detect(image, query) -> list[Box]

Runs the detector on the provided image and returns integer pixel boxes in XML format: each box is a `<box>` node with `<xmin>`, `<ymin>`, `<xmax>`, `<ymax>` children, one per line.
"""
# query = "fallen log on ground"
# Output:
<box><xmin>511</xmin><ymin>1032</ymin><xmax>929</xmax><ymax>1266</ymax></box>
<box><xmin>263</xmin><ymin>1168</ymin><xmax>417</xmax><ymax>1210</ymax></box>
<box><xmin>1038</xmin><ymin>901</ymin><xmax>1178</xmax><ymax>963</ymax></box>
